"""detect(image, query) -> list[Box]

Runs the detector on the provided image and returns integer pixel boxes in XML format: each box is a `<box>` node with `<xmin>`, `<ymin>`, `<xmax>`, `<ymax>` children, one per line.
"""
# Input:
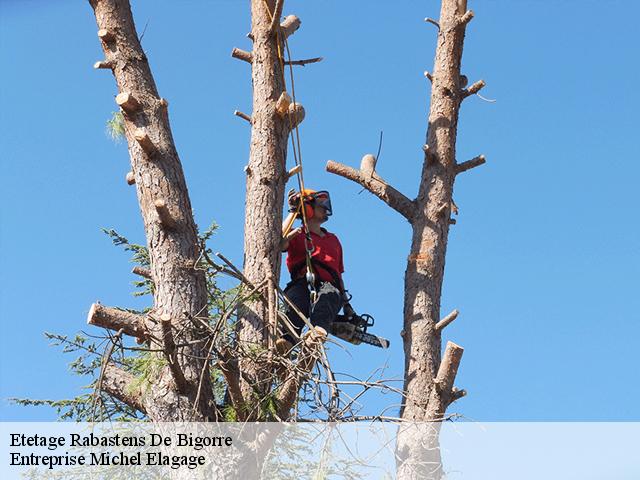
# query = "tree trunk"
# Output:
<box><xmin>89</xmin><ymin>0</ymin><xmax>215</xmax><ymax>421</ymax></box>
<box><xmin>235</xmin><ymin>0</ymin><xmax>300</xmax><ymax>417</ymax></box>
<box><xmin>399</xmin><ymin>0</ymin><xmax>469</xmax><ymax>424</ymax></box>
<box><xmin>397</xmin><ymin>0</ymin><xmax>476</xmax><ymax>477</ymax></box>
<box><xmin>326</xmin><ymin>0</ymin><xmax>484</xmax><ymax>477</ymax></box>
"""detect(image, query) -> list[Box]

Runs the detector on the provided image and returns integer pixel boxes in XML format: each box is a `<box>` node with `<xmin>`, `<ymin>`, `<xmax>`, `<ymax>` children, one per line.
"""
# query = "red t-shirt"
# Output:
<box><xmin>286</xmin><ymin>229</ymin><xmax>344</xmax><ymax>283</ymax></box>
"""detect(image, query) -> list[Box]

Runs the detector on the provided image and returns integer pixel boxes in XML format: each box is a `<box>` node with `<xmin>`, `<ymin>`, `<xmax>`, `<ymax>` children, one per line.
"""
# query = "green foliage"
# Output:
<box><xmin>10</xmin><ymin>333</ymin><xmax>142</xmax><ymax>421</ymax></box>
<box><xmin>102</xmin><ymin>228</ymin><xmax>153</xmax><ymax>298</ymax></box>
<box><xmin>210</xmin><ymin>366</ymin><xmax>227</xmax><ymax>405</ymax></box>
<box><xmin>261</xmin><ymin>427</ymin><xmax>370</xmax><ymax>480</ymax></box>
<box><xmin>16</xmin><ymin>222</ymin><xmax>250</xmax><ymax>422</ymax></box>
<box><xmin>102</xmin><ymin>228</ymin><xmax>150</xmax><ymax>267</ymax></box>
<box><xmin>124</xmin><ymin>350</ymin><xmax>167</xmax><ymax>396</ymax></box>
<box><xmin>261</xmin><ymin>393</ymin><xmax>279</xmax><ymax>421</ymax></box>
<box><xmin>106</xmin><ymin>111</ymin><xmax>125</xmax><ymax>143</ymax></box>
<box><xmin>10</xmin><ymin>395</ymin><xmax>96</xmax><ymax>422</ymax></box>
<box><xmin>222</xmin><ymin>405</ymin><xmax>237</xmax><ymax>422</ymax></box>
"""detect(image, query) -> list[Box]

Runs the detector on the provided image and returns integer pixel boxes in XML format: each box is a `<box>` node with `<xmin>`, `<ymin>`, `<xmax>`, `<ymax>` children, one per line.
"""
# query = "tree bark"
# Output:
<box><xmin>396</xmin><ymin>1</ymin><xmax>475</xmax><ymax>477</ymax></box>
<box><xmin>400</xmin><ymin>0</ymin><xmax>470</xmax><ymax>425</ymax></box>
<box><xmin>89</xmin><ymin>0</ymin><xmax>215</xmax><ymax>421</ymax></box>
<box><xmin>235</xmin><ymin>0</ymin><xmax>295</xmax><ymax>415</ymax></box>
<box><xmin>326</xmin><ymin>0</ymin><xmax>482</xmax><ymax>477</ymax></box>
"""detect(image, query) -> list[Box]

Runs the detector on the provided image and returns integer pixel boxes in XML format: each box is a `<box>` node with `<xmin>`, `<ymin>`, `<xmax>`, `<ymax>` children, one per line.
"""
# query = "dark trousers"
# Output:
<box><xmin>282</xmin><ymin>278</ymin><xmax>343</xmax><ymax>344</ymax></box>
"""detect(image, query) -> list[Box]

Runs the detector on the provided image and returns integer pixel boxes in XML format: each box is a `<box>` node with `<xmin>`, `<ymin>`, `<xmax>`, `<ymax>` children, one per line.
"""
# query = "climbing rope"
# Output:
<box><xmin>261</xmin><ymin>1</ymin><xmax>319</xmax><ymax>299</ymax></box>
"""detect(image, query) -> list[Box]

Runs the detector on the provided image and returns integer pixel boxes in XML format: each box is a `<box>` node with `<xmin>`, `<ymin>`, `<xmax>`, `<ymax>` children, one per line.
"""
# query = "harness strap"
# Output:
<box><xmin>290</xmin><ymin>258</ymin><xmax>343</xmax><ymax>294</ymax></box>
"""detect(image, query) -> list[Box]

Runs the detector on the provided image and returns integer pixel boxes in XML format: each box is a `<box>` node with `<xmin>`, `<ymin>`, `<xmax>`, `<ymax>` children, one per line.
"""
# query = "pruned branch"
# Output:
<box><xmin>133</xmin><ymin>128</ymin><xmax>154</xmax><ymax>154</ymax></box>
<box><xmin>97</xmin><ymin>28</ymin><xmax>115</xmax><ymax>44</ymax></box>
<box><xmin>102</xmin><ymin>363</ymin><xmax>146</xmax><ymax>414</ymax></box>
<box><xmin>455</xmin><ymin>154</ymin><xmax>485</xmax><ymax>174</ymax></box>
<box><xmin>434</xmin><ymin>341</ymin><xmax>464</xmax><ymax>397</ymax></box>
<box><xmin>326</xmin><ymin>159</ymin><xmax>416</xmax><ymax>223</ymax></box>
<box><xmin>285</xmin><ymin>57</ymin><xmax>323</xmax><ymax>67</ymax></box>
<box><xmin>423</xmin><ymin>143</ymin><xmax>436</xmax><ymax>164</ymax></box>
<box><xmin>424</xmin><ymin>17</ymin><xmax>440</xmax><ymax>30</ymax></box>
<box><xmin>275</xmin><ymin>91</ymin><xmax>292</xmax><ymax>117</ymax></box>
<box><xmin>160</xmin><ymin>314</ymin><xmax>188</xmax><ymax>394</ymax></box>
<box><xmin>436</xmin><ymin>202</ymin><xmax>449</xmax><ymax>217</ymax></box>
<box><xmin>87</xmin><ymin>303</ymin><xmax>147</xmax><ymax>340</ymax></box>
<box><xmin>280</xmin><ymin>15</ymin><xmax>301</xmax><ymax>38</ymax></box>
<box><xmin>154</xmin><ymin>199</ymin><xmax>176</xmax><ymax>229</ymax></box>
<box><xmin>286</xmin><ymin>102</ymin><xmax>305</xmax><ymax>130</ymax></box>
<box><xmin>286</xmin><ymin>164</ymin><xmax>301</xmax><ymax>180</ymax></box>
<box><xmin>234</xmin><ymin>110</ymin><xmax>252</xmax><ymax>123</ymax></box>
<box><xmin>457</xmin><ymin>10</ymin><xmax>474</xmax><ymax>27</ymax></box>
<box><xmin>125</xmin><ymin>171</ymin><xmax>136</xmax><ymax>185</ymax></box>
<box><xmin>424</xmin><ymin>71</ymin><xmax>433</xmax><ymax>82</ymax></box>
<box><xmin>131</xmin><ymin>266</ymin><xmax>152</xmax><ymax>279</ymax></box>
<box><xmin>435</xmin><ymin>309</ymin><xmax>459</xmax><ymax>331</ymax></box>
<box><xmin>462</xmin><ymin>79</ymin><xmax>486</xmax><ymax>98</ymax></box>
<box><xmin>450</xmin><ymin>387</ymin><xmax>467</xmax><ymax>404</ymax></box>
<box><xmin>94</xmin><ymin>60</ymin><xmax>113</xmax><ymax>70</ymax></box>
<box><xmin>231</xmin><ymin>47</ymin><xmax>253</xmax><ymax>64</ymax></box>
<box><xmin>115</xmin><ymin>91</ymin><xmax>140</xmax><ymax>114</ymax></box>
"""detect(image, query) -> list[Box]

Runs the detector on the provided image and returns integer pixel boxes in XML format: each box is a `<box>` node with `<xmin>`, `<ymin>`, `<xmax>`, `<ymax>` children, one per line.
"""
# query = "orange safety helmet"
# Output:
<box><xmin>289</xmin><ymin>189</ymin><xmax>332</xmax><ymax>219</ymax></box>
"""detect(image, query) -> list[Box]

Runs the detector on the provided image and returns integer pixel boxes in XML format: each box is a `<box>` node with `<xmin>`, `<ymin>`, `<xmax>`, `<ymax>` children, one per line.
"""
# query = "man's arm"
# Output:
<box><xmin>335</xmin><ymin>236</ymin><xmax>352</xmax><ymax>312</ymax></box>
<box><xmin>280</xmin><ymin>212</ymin><xmax>300</xmax><ymax>252</ymax></box>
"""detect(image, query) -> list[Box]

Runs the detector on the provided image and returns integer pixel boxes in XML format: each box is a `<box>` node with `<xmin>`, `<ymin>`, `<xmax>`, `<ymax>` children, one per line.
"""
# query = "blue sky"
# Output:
<box><xmin>1</xmin><ymin>0</ymin><xmax>638</xmax><ymax>421</ymax></box>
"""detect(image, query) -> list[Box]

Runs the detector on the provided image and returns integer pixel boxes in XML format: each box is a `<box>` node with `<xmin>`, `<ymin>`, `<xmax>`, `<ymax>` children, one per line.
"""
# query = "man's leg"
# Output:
<box><xmin>310</xmin><ymin>282</ymin><xmax>343</xmax><ymax>332</ymax></box>
<box><xmin>281</xmin><ymin>279</ymin><xmax>311</xmax><ymax>345</ymax></box>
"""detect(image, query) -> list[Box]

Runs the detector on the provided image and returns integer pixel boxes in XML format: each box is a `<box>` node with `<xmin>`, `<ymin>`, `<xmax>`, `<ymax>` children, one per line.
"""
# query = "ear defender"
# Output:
<box><xmin>304</xmin><ymin>203</ymin><xmax>314</xmax><ymax>219</ymax></box>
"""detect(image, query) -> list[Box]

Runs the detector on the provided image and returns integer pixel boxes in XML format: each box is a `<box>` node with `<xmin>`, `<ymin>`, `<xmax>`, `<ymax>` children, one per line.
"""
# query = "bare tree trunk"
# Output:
<box><xmin>326</xmin><ymin>0</ymin><xmax>485</xmax><ymax>477</ymax></box>
<box><xmin>397</xmin><ymin>0</ymin><xmax>481</xmax><ymax>476</ymax></box>
<box><xmin>233</xmin><ymin>0</ymin><xmax>304</xmax><ymax>417</ymax></box>
<box><xmin>88</xmin><ymin>0</ymin><xmax>215</xmax><ymax>421</ymax></box>
<box><xmin>399</xmin><ymin>0</ymin><xmax>472</xmax><ymax>424</ymax></box>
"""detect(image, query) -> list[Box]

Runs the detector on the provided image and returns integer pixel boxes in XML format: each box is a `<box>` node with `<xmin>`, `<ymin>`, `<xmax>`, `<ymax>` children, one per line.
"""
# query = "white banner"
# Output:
<box><xmin>2</xmin><ymin>422</ymin><xmax>639</xmax><ymax>479</ymax></box>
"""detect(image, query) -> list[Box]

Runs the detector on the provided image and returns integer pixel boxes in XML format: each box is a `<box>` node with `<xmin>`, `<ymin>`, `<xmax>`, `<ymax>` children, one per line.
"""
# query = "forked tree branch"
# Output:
<box><xmin>326</xmin><ymin>159</ymin><xmax>416</xmax><ymax>223</ymax></box>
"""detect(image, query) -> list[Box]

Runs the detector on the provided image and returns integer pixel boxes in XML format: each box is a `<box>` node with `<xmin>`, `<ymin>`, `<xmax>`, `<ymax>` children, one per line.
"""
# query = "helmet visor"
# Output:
<box><xmin>312</xmin><ymin>191</ymin><xmax>332</xmax><ymax>216</ymax></box>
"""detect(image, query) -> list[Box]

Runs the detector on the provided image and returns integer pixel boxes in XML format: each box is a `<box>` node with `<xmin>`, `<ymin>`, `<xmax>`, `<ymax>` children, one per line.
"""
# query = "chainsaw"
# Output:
<box><xmin>330</xmin><ymin>304</ymin><xmax>390</xmax><ymax>349</ymax></box>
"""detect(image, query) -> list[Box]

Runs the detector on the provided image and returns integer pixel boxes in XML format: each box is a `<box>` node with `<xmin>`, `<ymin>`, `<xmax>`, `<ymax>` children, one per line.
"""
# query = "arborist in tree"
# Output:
<box><xmin>278</xmin><ymin>189</ymin><xmax>345</xmax><ymax>349</ymax></box>
<box><xmin>278</xmin><ymin>189</ymin><xmax>389</xmax><ymax>352</ymax></box>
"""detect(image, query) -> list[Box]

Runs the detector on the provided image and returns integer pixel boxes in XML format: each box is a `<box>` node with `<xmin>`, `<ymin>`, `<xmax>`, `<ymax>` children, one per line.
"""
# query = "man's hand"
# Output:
<box><xmin>287</xmin><ymin>188</ymin><xmax>300</xmax><ymax>212</ymax></box>
<box><xmin>286</xmin><ymin>226</ymin><xmax>302</xmax><ymax>240</ymax></box>
<box><xmin>343</xmin><ymin>302</ymin><xmax>356</xmax><ymax>318</ymax></box>
<box><xmin>280</xmin><ymin>226</ymin><xmax>301</xmax><ymax>252</ymax></box>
